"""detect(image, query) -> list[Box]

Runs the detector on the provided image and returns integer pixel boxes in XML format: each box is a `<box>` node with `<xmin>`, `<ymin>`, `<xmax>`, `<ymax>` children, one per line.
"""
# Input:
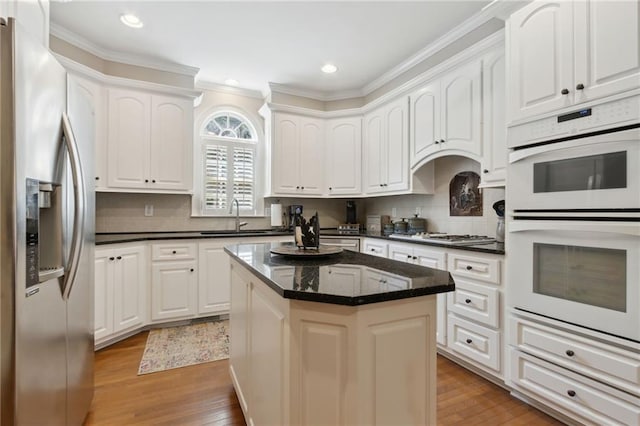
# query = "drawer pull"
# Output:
<box><xmin>466</xmin><ymin>339</ymin><xmax>472</xmax><ymax>344</ymax></box>
<box><xmin>465</xmin><ymin>299</ymin><xmax>471</xmax><ymax>304</ymax></box>
<box><xmin>371</xmin><ymin>248</ymin><xmax>375</xmax><ymax>252</ymax></box>
<box><xmin>567</xmin><ymin>390</ymin><xmax>576</xmax><ymax>397</ymax></box>
<box><xmin>566</xmin><ymin>350</ymin><xmax>575</xmax><ymax>357</ymax></box>
<box><xmin>465</xmin><ymin>265</ymin><xmax>473</xmax><ymax>270</ymax></box>
<box><xmin>412</xmin><ymin>256</ymin><xmax>417</xmax><ymax>260</ymax></box>
<box><xmin>116</xmin><ymin>256</ymin><xmax>122</xmax><ymax>260</ymax></box>
<box><xmin>407</xmin><ymin>255</ymin><xmax>412</xmax><ymax>259</ymax></box>
<box><xmin>190</xmin><ymin>268</ymin><xmax>194</xmax><ymax>272</ymax></box>
<box><xmin>172</xmin><ymin>250</ymin><xmax>177</xmax><ymax>254</ymax></box>
<box><xmin>109</xmin><ymin>257</ymin><xmax>115</xmax><ymax>261</ymax></box>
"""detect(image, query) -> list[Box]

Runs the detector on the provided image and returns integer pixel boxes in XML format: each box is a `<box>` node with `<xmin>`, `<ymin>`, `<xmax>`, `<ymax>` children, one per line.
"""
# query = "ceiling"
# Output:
<box><xmin>50</xmin><ymin>1</ymin><xmax>493</xmax><ymax>97</ymax></box>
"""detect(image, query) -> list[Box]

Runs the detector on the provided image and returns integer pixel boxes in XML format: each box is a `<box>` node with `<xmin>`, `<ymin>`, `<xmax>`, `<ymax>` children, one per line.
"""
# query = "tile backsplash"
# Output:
<box><xmin>96</xmin><ymin>156</ymin><xmax>504</xmax><ymax>236</ymax></box>
<box><xmin>363</xmin><ymin>156</ymin><xmax>505</xmax><ymax>237</ymax></box>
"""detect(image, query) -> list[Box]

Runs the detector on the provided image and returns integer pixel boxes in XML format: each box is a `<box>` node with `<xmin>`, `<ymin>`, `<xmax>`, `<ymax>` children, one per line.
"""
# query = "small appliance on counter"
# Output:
<box><xmin>346</xmin><ymin>200</ymin><xmax>357</xmax><ymax>224</ymax></box>
<box><xmin>287</xmin><ymin>205</ymin><xmax>303</xmax><ymax>230</ymax></box>
<box><xmin>337</xmin><ymin>223</ymin><xmax>361</xmax><ymax>235</ymax></box>
<box><xmin>493</xmin><ymin>200</ymin><xmax>505</xmax><ymax>243</ymax></box>
<box><xmin>366</xmin><ymin>214</ymin><xmax>390</xmax><ymax>233</ymax></box>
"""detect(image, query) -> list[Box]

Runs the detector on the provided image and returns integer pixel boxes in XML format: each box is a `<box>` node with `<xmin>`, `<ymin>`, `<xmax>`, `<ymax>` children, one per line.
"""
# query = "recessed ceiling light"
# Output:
<box><xmin>321</xmin><ymin>64</ymin><xmax>338</xmax><ymax>74</ymax></box>
<box><xmin>225</xmin><ymin>79</ymin><xmax>239</xmax><ymax>86</ymax></box>
<box><xmin>120</xmin><ymin>13</ymin><xmax>143</xmax><ymax>29</ymax></box>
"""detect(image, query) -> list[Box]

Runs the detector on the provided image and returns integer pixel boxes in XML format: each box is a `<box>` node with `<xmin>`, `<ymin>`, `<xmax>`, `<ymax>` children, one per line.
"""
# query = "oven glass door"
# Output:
<box><xmin>508</xmin><ymin>128</ymin><xmax>640</xmax><ymax>210</ymax></box>
<box><xmin>507</xmin><ymin>220</ymin><xmax>640</xmax><ymax>342</ymax></box>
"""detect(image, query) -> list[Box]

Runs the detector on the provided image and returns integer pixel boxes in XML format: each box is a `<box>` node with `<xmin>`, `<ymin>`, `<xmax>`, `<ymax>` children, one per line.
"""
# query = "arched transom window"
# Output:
<box><xmin>200</xmin><ymin>111</ymin><xmax>259</xmax><ymax>214</ymax></box>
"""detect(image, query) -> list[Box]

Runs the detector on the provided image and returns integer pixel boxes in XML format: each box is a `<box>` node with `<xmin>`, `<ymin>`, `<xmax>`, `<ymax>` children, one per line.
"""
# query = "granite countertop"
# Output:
<box><xmin>225</xmin><ymin>242</ymin><xmax>455</xmax><ymax>306</ymax></box>
<box><xmin>95</xmin><ymin>229</ymin><xmax>505</xmax><ymax>255</ymax></box>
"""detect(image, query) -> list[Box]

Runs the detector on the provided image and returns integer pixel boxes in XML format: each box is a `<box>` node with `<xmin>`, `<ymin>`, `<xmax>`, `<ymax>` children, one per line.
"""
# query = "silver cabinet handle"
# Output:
<box><xmin>62</xmin><ymin>112</ymin><xmax>86</xmax><ymax>301</ymax></box>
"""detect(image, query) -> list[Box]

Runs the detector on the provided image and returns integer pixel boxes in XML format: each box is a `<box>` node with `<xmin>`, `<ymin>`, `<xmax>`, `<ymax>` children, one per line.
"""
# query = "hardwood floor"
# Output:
<box><xmin>85</xmin><ymin>331</ymin><xmax>562</xmax><ymax>425</ymax></box>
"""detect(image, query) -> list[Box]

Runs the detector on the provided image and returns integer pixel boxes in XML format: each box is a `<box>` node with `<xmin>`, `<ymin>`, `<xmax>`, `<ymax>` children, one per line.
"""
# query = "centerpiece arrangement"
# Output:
<box><xmin>270</xmin><ymin>212</ymin><xmax>343</xmax><ymax>257</ymax></box>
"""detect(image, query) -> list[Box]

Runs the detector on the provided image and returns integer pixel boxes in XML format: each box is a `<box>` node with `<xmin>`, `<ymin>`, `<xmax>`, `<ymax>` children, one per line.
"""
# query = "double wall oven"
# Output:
<box><xmin>507</xmin><ymin>94</ymin><xmax>640</xmax><ymax>344</ymax></box>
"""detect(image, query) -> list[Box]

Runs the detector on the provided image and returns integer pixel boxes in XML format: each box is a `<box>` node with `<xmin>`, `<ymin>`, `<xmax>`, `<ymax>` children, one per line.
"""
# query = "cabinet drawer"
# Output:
<box><xmin>447</xmin><ymin>278</ymin><xmax>499</xmax><ymax>328</ymax></box>
<box><xmin>510</xmin><ymin>350</ymin><xmax>640</xmax><ymax>426</ymax></box>
<box><xmin>448</xmin><ymin>314</ymin><xmax>500</xmax><ymax>371</ymax></box>
<box><xmin>510</xmin><ymin>316</ymin><xmax>640</xmax><ymax>397</ymax></box>
<box><xmin>151</xmin><ymin>242</ymin><xmax>197</xmax><ymax>261</ymax></box>
<box><xmin>448</xmin><ymin>252</ymin><xmax>500</xmax><ymax>284</ymax></box>
<box><xmin>362</xmin><ymin>240</ymin><xmax>388</xmax><ymax>258</ymax></box>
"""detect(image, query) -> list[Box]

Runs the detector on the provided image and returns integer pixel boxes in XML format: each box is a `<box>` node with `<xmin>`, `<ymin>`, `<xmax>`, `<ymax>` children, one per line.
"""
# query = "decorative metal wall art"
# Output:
<box><xmin>449</xmin><ymin>171</ymin><xmax>483</xmax><ymax>216</ymax></box>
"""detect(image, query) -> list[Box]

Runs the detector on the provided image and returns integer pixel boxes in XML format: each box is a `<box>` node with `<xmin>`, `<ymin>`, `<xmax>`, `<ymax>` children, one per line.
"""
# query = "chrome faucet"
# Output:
<box><xmin>229</xmin><ymin>198</ymin><xmax>248</xmax><ymax>232</ymax></box>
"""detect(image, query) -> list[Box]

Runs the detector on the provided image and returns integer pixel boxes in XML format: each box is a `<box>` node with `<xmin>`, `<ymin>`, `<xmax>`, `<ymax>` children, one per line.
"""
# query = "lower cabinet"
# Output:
<box><xmin>94</xmin><ymin>244</ymin><xmax>147</xmax><ymax>346</ymax></box>
<box><xmin>150</xmin><ymin>260</ymin><xmax>198</xmax><ymax>321</ymax></box>
<box><xmin>198</xmin><ymin>240</ymin><xmax>233</xmax><ymax>315</ymax></box>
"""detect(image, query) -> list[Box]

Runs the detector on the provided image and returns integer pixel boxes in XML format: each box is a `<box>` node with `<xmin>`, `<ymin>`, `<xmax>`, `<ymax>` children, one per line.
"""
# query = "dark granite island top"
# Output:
<box><xmin>224</xmin><ymin>241</ymin><xmax>455</xmax><ymax>306</ymax></box>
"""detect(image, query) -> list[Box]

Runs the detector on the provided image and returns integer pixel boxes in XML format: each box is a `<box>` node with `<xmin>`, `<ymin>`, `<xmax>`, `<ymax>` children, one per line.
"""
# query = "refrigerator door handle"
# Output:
<box><xmin>61</xmin><ymin>112</ymin><xmax>85</xmax><ymax>300</ymax></box>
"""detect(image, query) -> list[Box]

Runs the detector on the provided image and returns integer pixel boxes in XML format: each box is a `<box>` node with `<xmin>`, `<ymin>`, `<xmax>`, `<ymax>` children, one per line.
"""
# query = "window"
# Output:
<box><xmin>199</xmin><ymin>111</ymin><xmax>260</xmax><ymax>215</ymax></box>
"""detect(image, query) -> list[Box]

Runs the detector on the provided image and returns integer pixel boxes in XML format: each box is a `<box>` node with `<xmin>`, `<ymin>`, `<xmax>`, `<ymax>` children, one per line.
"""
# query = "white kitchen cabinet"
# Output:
<box><xmin>150</xmin><ymin>242</ymin><xmax>198</xmax><ymax>321</ymax></box>
<box><xmin>68</xmin><ymin>74</ymin><xmax>107</xmax><ymax>190</ymax></box>
<box><xmin>507</xmin><ymin>0</ymin><xmax>640</xmax><ymax>123</ymax></box>
<box><xmin>361</xmin><ymin>238</ymin><xmax>388</xmax><ymax>258</ymax></box>
<box><xmin>94</xmin><ymin>244</ymin><xmax>147</xmax><ymax>347</ymax></box>
<box><xmin>409</xmin><ymin>59</ymin><xmax>482</xmax><ymax>167</ymax></box>
<box><xmin>1</xmin><ymin>0</ymin><xmax>49</xmax><ymax>48</ymax></box>
<box><xmin>480</xmin><ymin>51</ymin><xmax>507</xmax><ymax>187</ymax></box>
<box><xmin>198</xmin><ymin>240</ymin><xmax>232</xmax><ymax>315</ymax></box>
<box><xmin>446</xmin><ymin>250</ymin><xmax>503</xmax><ymax>374</ymax></box>
<box><xmin>388</xmin><ymin>242</ymin><xmax>449</xmax><ymax>346</ymax></box>
<box><xmin>107</xmin><ymin>88</ymin><xmax>193</xmax><ymax>191</ymax></box>
<box><xmin>363</xmin><ymin>97</ymin><xmax>409</xmax><ymax>194</ymax></box>
<box><xmin>325</xmin><ymin>117</ymin><xmax>362</xmax><ymax>196</ymax></box>
<box><xmin>272</xmin><ymin>113</ymin><xmax>324</xmax><ymax>195</ymax></box>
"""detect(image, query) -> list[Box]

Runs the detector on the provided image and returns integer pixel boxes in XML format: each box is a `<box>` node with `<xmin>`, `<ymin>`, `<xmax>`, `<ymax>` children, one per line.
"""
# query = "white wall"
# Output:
<box><xmin>364</xmin><ymin>156</ymin><xmax>505</xmax><ymax>237</ymax></box>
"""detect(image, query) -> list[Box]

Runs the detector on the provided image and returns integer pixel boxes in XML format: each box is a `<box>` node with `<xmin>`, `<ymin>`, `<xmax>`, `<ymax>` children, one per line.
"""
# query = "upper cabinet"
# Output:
<box><xmin>271</xmin><ymin>113</ymin><xmax>325</xmax><ymax>196</ymax></box>
<box><xmin>325</xmin><ymin>117</ymin><xmax>362</xmax><ymax>196</ymax></box>
<box><xmin>410</xmin><ymin>59</ymin><xmax>482</xmax><ymax>168</ymax></box>
<box><xmin>507</xmin><ymin>0</ymin><xmax>640</xmax><ymax>124</ymax></box>
<box><xmin>1</xmin><ymin>0</ymin><xmax>50</xmax><ymax>48</ymax></box>
<box><xmin>107</xmin><ymin>88</ymin><xmax>193</xmax><ymax>192</ymax></box>
<box><xmin>480</xmin><ymin>51</ymin><xmax>507</xmax><ymax>187</ymax></box>
<box><xmin>363</xmin><ymin>97</ymin><xmax>409</xmax><ymax>194</ymax></box>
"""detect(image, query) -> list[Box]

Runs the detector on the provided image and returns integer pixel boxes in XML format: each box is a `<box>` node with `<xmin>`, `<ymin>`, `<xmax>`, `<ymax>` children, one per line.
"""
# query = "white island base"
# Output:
<box><xmin>229</xmin><ymin>259</ymin><xmax>438</xmax><ymax>426</ymax></box>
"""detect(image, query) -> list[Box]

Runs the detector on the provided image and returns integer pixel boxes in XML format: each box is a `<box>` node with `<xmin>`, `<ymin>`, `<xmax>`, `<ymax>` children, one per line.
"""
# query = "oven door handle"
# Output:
<box><xmin>509</xmin><ymin>127</ymin><xmax>640</xmax><ymax>163</ymax></box>
<box><xmin>509</xmin><ymin>220</ymin><xmax>640</xmax><ymax>236</ymax></box>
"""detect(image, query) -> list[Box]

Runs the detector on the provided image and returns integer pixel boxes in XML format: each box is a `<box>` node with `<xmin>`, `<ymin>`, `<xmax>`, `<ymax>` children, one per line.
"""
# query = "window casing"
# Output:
<box><xmin>198</xmin><ymin>111</ymin><xmax>260</xmax><ymax>215</ymax></box>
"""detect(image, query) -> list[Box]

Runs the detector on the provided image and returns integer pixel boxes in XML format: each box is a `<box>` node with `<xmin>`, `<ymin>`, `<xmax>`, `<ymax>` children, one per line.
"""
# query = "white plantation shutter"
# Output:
<box><xmin>204</xmin><ymin>145</ymin><xmax>229</xmax><ymax>210</ymax></box>
<box><xmin>200</xmin><ymin>111</ymin><xmax>259</xmax><ymax>215</ymax></box>
<box><xmin>233</xmin><ymin>146</ymin><xmax>255</xmax><ymax>208</ymax></box>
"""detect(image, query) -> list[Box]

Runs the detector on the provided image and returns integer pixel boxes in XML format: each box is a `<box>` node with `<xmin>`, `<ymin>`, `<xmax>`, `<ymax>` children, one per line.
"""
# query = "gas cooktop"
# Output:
<box><xmin>389</xmin><ymin>233</ymin><xmax>496</xmax><ymax>246</ymax></box>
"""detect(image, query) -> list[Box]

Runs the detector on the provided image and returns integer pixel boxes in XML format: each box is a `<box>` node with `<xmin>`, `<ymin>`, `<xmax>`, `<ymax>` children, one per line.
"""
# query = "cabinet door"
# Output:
<box><xmin>362</xmin><ymin>239</ymin><xmax>388</xmax><ymax>258</ymax></box>
<box><xmin>113</xmin><ymin>246</ymin><xmax>147</xmax><ymax>333</ymax></box>
<box><xmin>298</xmin><ymin>117</ymin><xmax>325</xmax><ymax>195</ymax></box>
<box><xmin>412</xmin><ymin>247</ymin><xmax>448</xmax><ymax>346</ymax></box>
<box><xmin>68</xmin><ymin>75</ymin><xmax>106</xmax><ymax>190</ymax></box>
<box><xmin>5</xmin><ymin>0</ymin><xmax>49</xmax><ymax>48</ymax></box>
<box><xmin>384</xmin><ymin>98</ymin><xmax>409</xmax><ymax>192</ymax></box>
<box><xmin>363</xmin><ymin>111</ymin><xmax>384</xmax><ymax>193</ymax></box>
<box><xmin>410</xmin><ymin>81</ymin><xmax>441</xmax><ymax>167</ymax></box>
<box><xmin>326</xmin><ymin>117</ymin><xmax>362</xmax><ymax>195</ymax></box>
<box><xmin>272</xmin><ymin>113</ymin><xmax>300</xmax><ymax>194</ymax></box>
<box><xmin>198</xmin><ymin>243</ymin><xmax>231</xmax><ymax>315</ymax></box>
<box><xmin>94</xmin><ymin>249</ymin><xmax>114</xmax><ymax>342</ymax></box>
<box><xmin>507</xmin><ymin>1</ymin><xmax>573</xmax><ymax>123</ymax></box>
<box><xmin>150</xmin><ymin>95</ymin><xmax>193</xmax><ymax>191</ymax></box>
<box><xmin>229</xmin><ymin>264</ymin><xmax>250</xmax><ymax>413</ymax></box>
<box><xmin>441</xmin><ymin>60</ymin><xmax>482</xmax><ymax>156</ymax></box>
<box><xmin>107</xmin><ymin>89</ymin><xmax>151</xmax><ymax>189</ymax></box>
<box><xmin>151</xmin><ymin>260</ymin><xmax>198</xmax><ymax>321</ymax></box>
<box><xmin>388</xmin><ymin>243</ymin><xmax>413</xmax><ymax>263</ymax></box>
<box><xmin>481</xmin><ymin>51</ymin><xmax>507</xmax><ymax>186</ymax></box>
<box><xmin>574</xmin><ymin>0</ymin><xmax>640</xmax><ymax>103</ymax></box>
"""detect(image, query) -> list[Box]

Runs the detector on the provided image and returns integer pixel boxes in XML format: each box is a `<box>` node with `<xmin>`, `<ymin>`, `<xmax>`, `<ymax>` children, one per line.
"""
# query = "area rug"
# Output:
<box><xmin>138</xmin><ymin>320</ymin><xmax>229</xmax><ymax>375</ymax></box>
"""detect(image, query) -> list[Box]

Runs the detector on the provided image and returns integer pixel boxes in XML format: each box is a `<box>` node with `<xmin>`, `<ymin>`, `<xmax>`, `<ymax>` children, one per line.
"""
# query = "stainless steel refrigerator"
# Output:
<box><xmin>0</xmin><ymin>17</ymin><xmax>95</xmax><ymax>425</ymax></box>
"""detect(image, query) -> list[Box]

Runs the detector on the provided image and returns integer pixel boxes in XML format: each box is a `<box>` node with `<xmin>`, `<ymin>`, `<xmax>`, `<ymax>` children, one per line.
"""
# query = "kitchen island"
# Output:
<box><xmin>224</xmin><ymin>242</ymin><xmax>455</xmax><ymax>426</ymax></box>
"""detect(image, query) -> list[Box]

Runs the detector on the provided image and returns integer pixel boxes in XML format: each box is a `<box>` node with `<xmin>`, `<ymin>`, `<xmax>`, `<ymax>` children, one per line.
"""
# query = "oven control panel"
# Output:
<box><xmin>508</xmin><ymin>94</ymin><xmax>639</xmax><ymax>149</ymax></box>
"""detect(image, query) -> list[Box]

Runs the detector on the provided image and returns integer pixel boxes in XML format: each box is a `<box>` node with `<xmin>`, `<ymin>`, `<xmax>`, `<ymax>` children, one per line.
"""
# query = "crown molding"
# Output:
<box><xmin>362</xmin><ymin>1</ymin><xmax>506</xmax><ymax>96</ymax></box>
<box><xmin>264</xmin><ymin>102</ymin><xmax>362</xmax><ymax>119</ymax></box>
<box><xmin>54</xmin><ymin>53</ymin><xmax>202</xmax><ymax>98</ymax></box>
<box><xmin>195</xmin><ymin>80</ymin><xmax>264</xmax><ymax>100</ymax></box>
<box><xmin>50</xmin><ymin>23</ymin><xmax>200</xmax><ymax>77</ymax></box>
<box><xmin>268</xmin><ymin>82</ymin><xmax>364</xmax><ymax>102</ymax></box>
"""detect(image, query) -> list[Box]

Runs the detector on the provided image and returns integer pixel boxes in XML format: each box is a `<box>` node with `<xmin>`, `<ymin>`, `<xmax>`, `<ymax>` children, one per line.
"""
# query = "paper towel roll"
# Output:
<box><xmin>270</xmin><ymin>204</ymin><xmax>283</xmax><ymax>227</ymax></box>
